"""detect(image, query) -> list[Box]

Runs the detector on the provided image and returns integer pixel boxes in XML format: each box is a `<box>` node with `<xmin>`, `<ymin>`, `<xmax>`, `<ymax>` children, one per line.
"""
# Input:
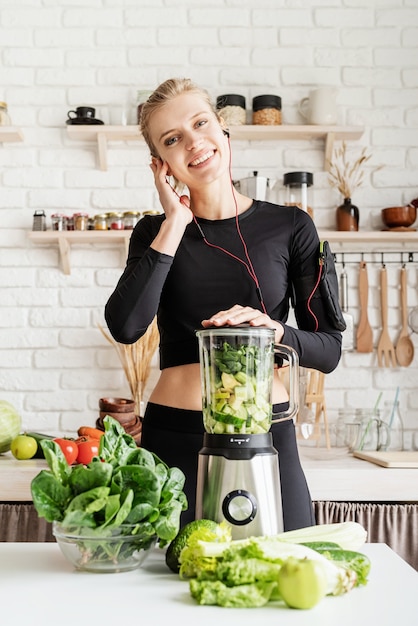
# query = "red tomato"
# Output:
<box><xmin>76</xmin><ymin>437</ymin><xmax>100</xmax><ymax>465</ymax></box>
<box><xmin>54</xmin><ymin>438</ymin><xmax>78</xmax><ymax>465</ymax></box>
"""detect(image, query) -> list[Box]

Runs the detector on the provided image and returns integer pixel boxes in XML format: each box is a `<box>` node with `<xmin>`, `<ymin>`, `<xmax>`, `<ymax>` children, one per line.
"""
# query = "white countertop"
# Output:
<box><xmin>0</xmin><ymin>542</ymin><xmax>416</xmax><ymax>626</ymax></box>
<box><xmin>1</xmin><ymin>447</ymin><xmax>417</xmax><ymax>503</ymax></box>
<box><xmin>298</xmin><ymin>446</ymin><xmax>418</xmax><ymax>502</ymax></box>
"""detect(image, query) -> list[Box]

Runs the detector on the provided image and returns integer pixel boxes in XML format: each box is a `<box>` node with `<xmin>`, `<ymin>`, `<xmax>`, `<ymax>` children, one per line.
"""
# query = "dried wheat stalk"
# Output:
<box><xmin>327</xmin><ymin>141</ymin><xmax>373</xmax><ymax>199</ymax></box>
<box><xmin>98</xmin><ymin>318</ymin><xmax>159</xmax><ymax>415</ymax></box>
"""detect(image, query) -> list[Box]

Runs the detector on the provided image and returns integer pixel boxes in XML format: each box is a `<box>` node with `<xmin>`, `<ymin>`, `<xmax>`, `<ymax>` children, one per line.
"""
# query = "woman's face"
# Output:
<box><xmin>148</xmin><ymin>92</ymin><xmax>230</xmax><ymax>189</ymax></box>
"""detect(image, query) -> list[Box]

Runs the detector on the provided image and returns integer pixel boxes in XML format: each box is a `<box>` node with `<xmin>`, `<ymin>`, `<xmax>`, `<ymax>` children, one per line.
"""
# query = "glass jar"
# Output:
<box><xmin>123</xmin><ymin>211</ymin><xmax>141</xmax><ymax>230</ymax></box>
<box><xmin>107</xmin><ymin>211</ymin><xmax>124</xmax><ymax>230</ymax></box>
<box><xmin>382</xmin><ymin>400</ymin><xmax>404</xmax><ymax>451</ymax></box>
<box><xmin>335</xmin><ymin>409</ymin><xmax>362</xmax><ymax>451</ymax></box>
<box><xmin>0</xmin><ymin>102</ymin><xmax>11</xmax><ymax>126</ymax></box>
<box><xmin>74</xmin><ymin>212</ymin><xmax>89</xmax><ymax>231</ymax></box>
<box><xmin>94</xmin><ymin>213</ymin><xmax>108</xmax><ymax>231</ymax></box>
<box><xmin>252</xmin><ymin>95</ymin><xmax>282</xmax><ymax>125</ymax></box>
<box><xmin>216</xmin><ymin>94</ymin><xmax>246</xmax><ymax>126</ymax></box>
<box><xmin>32</xmin><ymin>210</ymin><xmax>46</xmax><ymax>231</ymax></box>
<box><xmin>51</xmin><ymin>213</ymin><xmax>67</xmax><ymax>231</ymax></box>
<box><xmin>66</xmin><ymin>215</ymin><xmax>74</xmax><ymax>231</ymax></box>
<box><xmin>283</xmin><ymin>171</ymin><xmax>314</xmax><ymax>219</ymax></box>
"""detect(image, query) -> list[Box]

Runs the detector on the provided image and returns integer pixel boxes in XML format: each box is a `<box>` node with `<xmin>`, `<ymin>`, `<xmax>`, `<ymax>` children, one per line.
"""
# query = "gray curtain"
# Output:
<box><xmin>314</xmin><ymin>501</ymin><xmax>418</xmax><ymax>571</ymax></box>
<box><xmin>0</xmin><ymin>503</ymin><xmax>54</xmax><ymax>542</ymax></box>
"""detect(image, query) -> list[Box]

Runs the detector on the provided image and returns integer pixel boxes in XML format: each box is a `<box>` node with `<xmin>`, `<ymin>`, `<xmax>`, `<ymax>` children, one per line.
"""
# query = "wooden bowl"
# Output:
<box><xmin>99</xmin><ymin>397</ymin><xmax>135</xmax><ymax>413</ymax></box>
<box><xmin>381</xmin><ymin>205</ymin><xmax>417</xmax><ymax>228</ymax></box>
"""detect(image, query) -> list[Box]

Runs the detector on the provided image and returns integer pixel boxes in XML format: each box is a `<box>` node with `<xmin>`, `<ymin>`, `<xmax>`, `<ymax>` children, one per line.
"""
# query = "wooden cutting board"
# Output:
<box><xmin>353</xmin><ymin>450</ymin><xmax>418</xmax><ymax>468</ymax></box>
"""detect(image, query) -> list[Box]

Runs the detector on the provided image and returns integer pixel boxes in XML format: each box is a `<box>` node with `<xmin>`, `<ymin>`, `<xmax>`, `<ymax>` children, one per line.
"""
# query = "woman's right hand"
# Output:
<box><xmin>150</xmin><ymin>157</ymin><xmax>193</xmax><ymax>226</ymax></box>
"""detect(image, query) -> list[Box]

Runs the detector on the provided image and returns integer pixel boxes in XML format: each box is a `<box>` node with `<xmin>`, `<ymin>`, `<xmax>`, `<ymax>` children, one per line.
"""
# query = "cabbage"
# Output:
<box><xmin>0</xmin><ymin>400</ymin><xmax>21</xmax><ymax>453</ymax></box>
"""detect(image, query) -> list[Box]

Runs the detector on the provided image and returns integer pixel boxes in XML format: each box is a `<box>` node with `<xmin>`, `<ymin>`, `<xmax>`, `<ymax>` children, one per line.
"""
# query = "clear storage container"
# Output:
<box><xmin>283</xmin><ymin>171</ymin><xmax>314</xmax><ymax>219</ymax></box>
<box><xmin>216</xmin><ymin>94</ymin><xmax>246</xmax><ymax>126</ymax></box>
<box><xmin>252</xmin><ymin>95</ymin><xmax>282</xmax><ymax>125</ymax></box>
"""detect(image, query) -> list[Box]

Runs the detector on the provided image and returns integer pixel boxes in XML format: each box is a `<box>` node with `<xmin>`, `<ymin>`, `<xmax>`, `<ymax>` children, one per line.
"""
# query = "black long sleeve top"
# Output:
<box><xmin>105</xmin><ymin>201</ymin><xmax>342</xmax><ymax>374</ymax></box>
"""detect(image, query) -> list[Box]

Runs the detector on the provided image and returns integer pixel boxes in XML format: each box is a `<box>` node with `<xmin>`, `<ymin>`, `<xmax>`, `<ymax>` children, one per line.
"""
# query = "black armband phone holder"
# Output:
<box><xmin>291</xmin><ymin>241</ymin><xmax>346</xmax><ymax>332</ymax></box>
<box><xmin>318</xmin><ymin>241</ymin><xmax>347</xmax><ymax>331</ymax></box>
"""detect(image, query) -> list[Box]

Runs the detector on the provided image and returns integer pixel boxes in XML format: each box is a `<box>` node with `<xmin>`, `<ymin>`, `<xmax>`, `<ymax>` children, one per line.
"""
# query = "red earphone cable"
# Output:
<box><xmin>192</xmin><ymin>134</ymin><xmax>267</xmax><ymax>314</ymax></box>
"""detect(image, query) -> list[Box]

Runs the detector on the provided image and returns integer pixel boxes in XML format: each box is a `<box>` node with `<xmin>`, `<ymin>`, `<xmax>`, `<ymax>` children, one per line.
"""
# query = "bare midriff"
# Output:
<box><xmin>148</xmin><ymin>362</ymin><xmax>289</xmax><ymax>411</ymax></box>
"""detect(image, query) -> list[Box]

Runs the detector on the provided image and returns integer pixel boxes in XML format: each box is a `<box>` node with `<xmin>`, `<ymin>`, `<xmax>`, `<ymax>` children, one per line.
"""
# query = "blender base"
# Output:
<box><xmin>195</xmin><ymin>433</ymin><xmax>283</xmax><ymax>539</ymax></box>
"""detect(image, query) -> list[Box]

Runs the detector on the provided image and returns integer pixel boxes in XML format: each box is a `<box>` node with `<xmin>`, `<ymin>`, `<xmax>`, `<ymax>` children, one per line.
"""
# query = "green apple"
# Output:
<box><xmin>278</xmin><ymin>557</ymin><xmax>328</xmax><ymax>610</ymax></box>
<box><xmin>10</xmin><ymin>434</ymin><xmax>38</xmax><ymax>460</ymax></box>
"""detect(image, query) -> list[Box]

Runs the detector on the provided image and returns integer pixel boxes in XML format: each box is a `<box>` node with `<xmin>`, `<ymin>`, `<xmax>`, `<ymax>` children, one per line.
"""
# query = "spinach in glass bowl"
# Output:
<box><xmin>31</xmin><ymin>416</ymin><xmax>188</xmax><ymax>572</ymax></box>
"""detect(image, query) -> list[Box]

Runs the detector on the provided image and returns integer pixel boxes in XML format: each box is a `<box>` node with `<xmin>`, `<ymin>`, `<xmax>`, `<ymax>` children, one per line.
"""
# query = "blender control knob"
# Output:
<box><xmin>222</xmin><ymin>489</ymin><xmax>257</xmax><ymax>526</ymax></box>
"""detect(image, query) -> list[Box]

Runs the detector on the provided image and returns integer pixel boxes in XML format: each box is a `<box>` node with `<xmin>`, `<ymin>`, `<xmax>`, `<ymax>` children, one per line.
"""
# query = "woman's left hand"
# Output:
<box><xmin>202</xmin><ymin>304</ymin><xmax>285</xmax><ymax>343</ymax></box>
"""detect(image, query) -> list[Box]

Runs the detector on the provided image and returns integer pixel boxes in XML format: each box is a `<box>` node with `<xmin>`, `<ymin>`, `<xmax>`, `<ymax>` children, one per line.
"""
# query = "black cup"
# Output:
<box><xmin>67</xmin><ymin>106</ymin><xmax>95</xmax><ymax>120</ymax></box>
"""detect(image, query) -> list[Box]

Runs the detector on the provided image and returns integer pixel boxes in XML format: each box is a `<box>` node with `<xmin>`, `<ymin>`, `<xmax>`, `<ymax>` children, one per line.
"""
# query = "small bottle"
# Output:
<box><xmin>107</xmin><ymin>211</ymin><xmax>124</xmax><ymax>230</ymax></box>
<box><xmin>74</xmin><ymin>212</ymin><xmax>89</xmax><ymax>231</ymax></box>
<box><xmin>283</xmin><ymin>171</ymin><xmax>314</xmax><ymax>219</ymax></box>
<box><xmin>94</xmin><ymin>213</ymin><xmax>108</xmax><ymax>231</ymax></box>
<box><xmin>51</xmin><ymin>213</ymin><xmax>67</xmax><ymax>231</ymax></box>
<box><xmin>0</xmin><ymin>102</ymin><xmax>11</xmax><ymax>126</ymax></box>
<box><xmin>252</xmin><ymin>95</ymin><xmax>282</xmax><ymax>125</ymax></box>
<box><xmin>123</xmin><ymin>211</ymin><xmax>141</xmax><ymax>230</ymax></box>
<box><xmin>32</xmin><ymin>210</ymin><xmax>46</xmax><ymax>231</ymax></box>
<box><xmin>216</xmin><ymin>94</ymin><xmax>246</xmax><ymax>126</ymax></box>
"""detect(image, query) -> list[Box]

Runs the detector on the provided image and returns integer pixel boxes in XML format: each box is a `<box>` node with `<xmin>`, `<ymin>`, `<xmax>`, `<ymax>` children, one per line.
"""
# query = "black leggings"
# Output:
<box><xmin>141</xmin><ymin>402</ymin><xmax>315</xmax><ymax>531</ymax></box>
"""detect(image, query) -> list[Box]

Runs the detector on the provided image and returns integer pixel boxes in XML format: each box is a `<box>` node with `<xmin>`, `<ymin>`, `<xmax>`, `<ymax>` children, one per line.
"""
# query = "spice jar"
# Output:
<box><xmin>283</xmin><ymin>171</ymin><xmax>314</xmax><ymax>219</ymax></box>
<box><xmin>252</xmin><ymin>95</ymin><xmax>282</xmax><ymax>125</ymax></box>
<box><xmin>216</xmin><ymin>94</ymin><xmax>246</xmax><ymax>126</ymax></box>
<box><xmin>0</xmin><ymin>102</ymin><xmax>11</xmax><ymax>126</ymax></box>
<box><xmin>123</xmin><ymin>211</ymin><xmax>141</xmax><ymax>230</ymax></box>
<box><xmin>107</xmin><ymin>211</ymin><xmax>124</xmax><ymax>230</ymax></box>
<box><xmin>32</xmin><ymin>210</ymin><xmax>46</xmax><ymax>231</ymax></box>
<box><xmin>94</xmin><ymin>213</ymin><xmax>108</xmax><ymax>230</ymax></box>
<box><xmin>51</xmin><ymin>213</ymin><xmax>67</xmax><ymax>231</ymax></box>
<box><xmin>74</xmin><ymin>212</ymin><xmax>89</xmax><ymax>231</ymax></box>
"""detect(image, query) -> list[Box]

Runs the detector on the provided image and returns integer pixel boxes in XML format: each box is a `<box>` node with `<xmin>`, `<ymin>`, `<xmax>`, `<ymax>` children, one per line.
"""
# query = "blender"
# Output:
<box><xmin>195</xmin><ymin>326</ymin><xmax>299</xmax><ymax>539</ymax></box>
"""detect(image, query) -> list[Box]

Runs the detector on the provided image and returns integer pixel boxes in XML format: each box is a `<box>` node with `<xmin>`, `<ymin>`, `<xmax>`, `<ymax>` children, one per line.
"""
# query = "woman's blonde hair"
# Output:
<box><xmin>140</xmin><ymin>78</ymin><xmax>220</xmax><ymax>158</ymax></box>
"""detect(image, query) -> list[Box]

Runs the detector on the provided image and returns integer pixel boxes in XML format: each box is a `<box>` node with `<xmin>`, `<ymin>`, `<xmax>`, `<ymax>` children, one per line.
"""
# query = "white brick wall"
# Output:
<box><xmin>0</xmin><ymin>0</ymin><xmax>417</xmax><ymax>439</ymax></box>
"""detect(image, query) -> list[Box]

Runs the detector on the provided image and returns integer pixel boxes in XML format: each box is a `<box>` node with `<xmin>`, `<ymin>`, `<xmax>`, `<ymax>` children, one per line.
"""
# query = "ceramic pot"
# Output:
<box><xmin>336</xmin><ymin>197</ymin><xmax>359</xmax><ymax>231</ymax></box>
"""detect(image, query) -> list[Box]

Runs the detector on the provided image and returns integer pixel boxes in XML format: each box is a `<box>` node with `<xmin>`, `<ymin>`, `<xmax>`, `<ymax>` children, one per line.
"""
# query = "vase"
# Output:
<box><xmin>336</xmin><ymin>197</ymin><xmax>359</xmax><ymax>231</ymax></box>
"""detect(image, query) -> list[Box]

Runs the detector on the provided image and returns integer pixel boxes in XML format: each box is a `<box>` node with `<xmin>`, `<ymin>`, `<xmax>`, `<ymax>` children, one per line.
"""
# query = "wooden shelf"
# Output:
<box><xmin>28</xmin><ymin>230</ymin><xmax>132</xmax><ymax>275</ymax></box>
<box><xmin>318</xmin><ymin>230</ymin><xmax>418</xmax><ymax>245</ymax></box>
<box><xmin>0</xmin><ymin>126</ymin><xmax>24</xmax><ymax>142</ymax></box>
<box><xmin>29</xmin><ymin>229</ymin><xmax>418</xmax><ymax>275</ymax></box>
<box><xmin>66</xmin><ymin>124</ymin><xmax>364</xmax><ymax>171</ymax></box>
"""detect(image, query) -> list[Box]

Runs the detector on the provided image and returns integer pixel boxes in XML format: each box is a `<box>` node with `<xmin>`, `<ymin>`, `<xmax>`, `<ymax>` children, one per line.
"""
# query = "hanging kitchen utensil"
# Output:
<box><xmin>340</xmin><ymin>258</ymin><xmax>354</xmax><ymax>351</ymax></box>
<box><xmin>356</xmin><ymin>261</ymin><xmax>373</xmax><ymax>353</ymax></box>
<box><xmin>409</xmin><ymin>306</ymin><xmax>418</xmax><ymax>334</ymax></box>
<box><xmin>395</xmin><ymin>265</ymin><xmax>414</xmax><ymax>367</ymax></box>
<box><xmin>377</xmin><ymin>265</ymin><xmax>397</xmax><ymax>367</ymax></box>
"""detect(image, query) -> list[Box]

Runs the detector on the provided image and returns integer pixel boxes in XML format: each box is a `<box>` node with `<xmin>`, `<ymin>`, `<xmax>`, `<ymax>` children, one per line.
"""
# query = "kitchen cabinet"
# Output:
<box><xmin>28</xmin><ymin>229</ymin><xmax>418</xmax><ymax>275</ymax></box>
<box><xmin>0</xmin><ymin>543</ymin><xmax>416</xmax><ymax>626</ymax></box>
<box><xmin>66</xmin><ymin>123</ymin><xmax>364</xmax><ymax>171</ymax></box>
<box><xmin>0</xmin><ymin>126</ymin><xmax>24</xmax><ymax>142</ymax></box>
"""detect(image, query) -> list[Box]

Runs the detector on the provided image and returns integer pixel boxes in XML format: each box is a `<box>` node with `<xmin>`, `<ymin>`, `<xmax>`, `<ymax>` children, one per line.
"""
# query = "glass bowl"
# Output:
<box><xmin>52</xmin><ymin>522</ymin><xmax>157</xmax><ymax>573</ymax></box>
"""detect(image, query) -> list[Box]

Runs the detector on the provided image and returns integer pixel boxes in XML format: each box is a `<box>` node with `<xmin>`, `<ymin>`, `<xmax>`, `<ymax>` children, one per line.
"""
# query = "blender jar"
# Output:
<box><xmin>196</xmin><ymin>326</ymin><xmax>298</xmax><ymax>435</ymax></box>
